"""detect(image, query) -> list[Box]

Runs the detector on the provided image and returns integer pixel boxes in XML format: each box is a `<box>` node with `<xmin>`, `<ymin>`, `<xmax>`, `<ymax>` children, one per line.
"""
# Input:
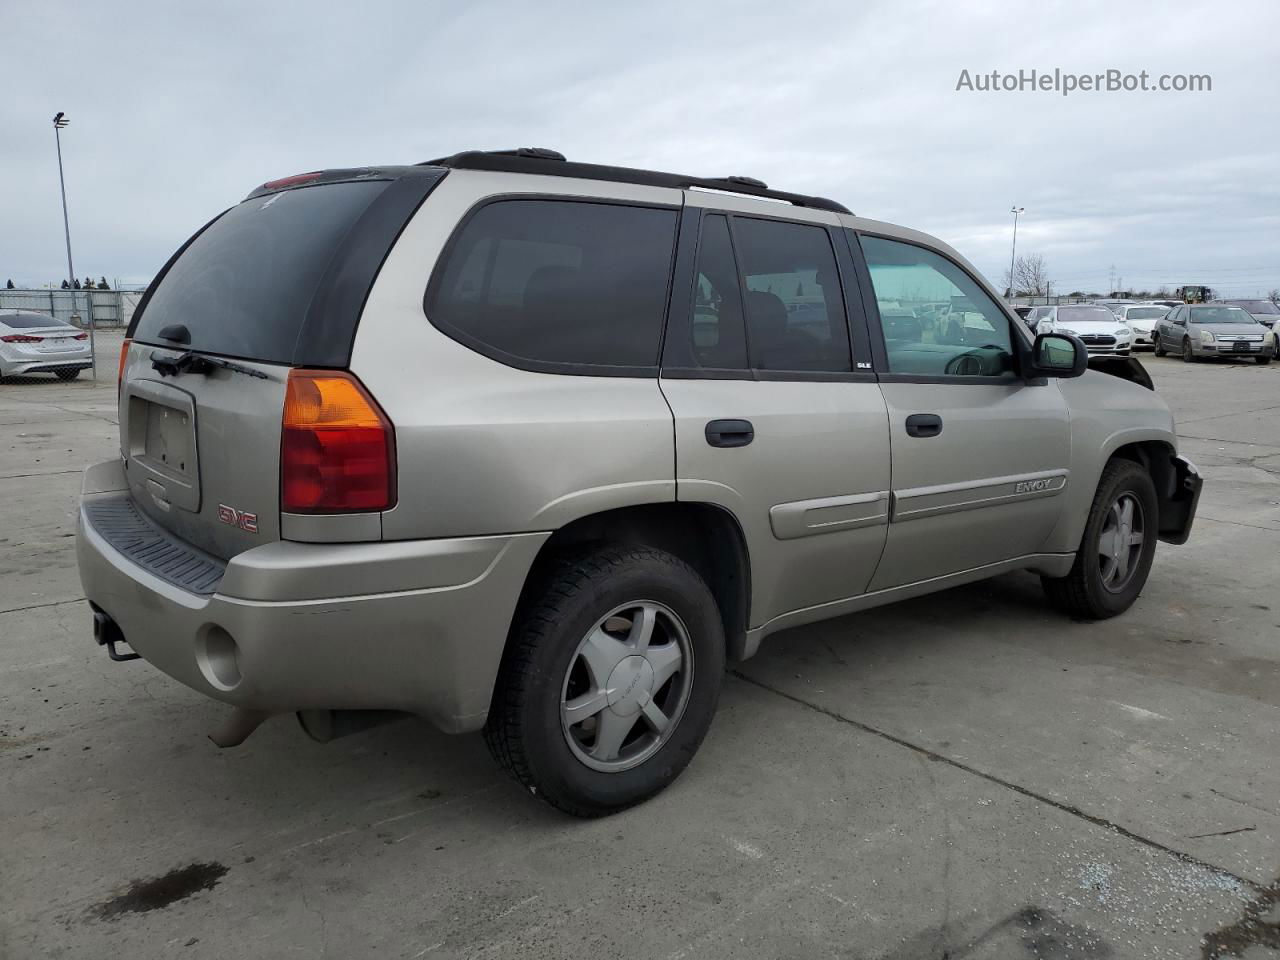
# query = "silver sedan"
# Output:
<box><xmin>0</xmin><ymin>312</ymin><xmax>93</xmax><ymax>380</ymax></box>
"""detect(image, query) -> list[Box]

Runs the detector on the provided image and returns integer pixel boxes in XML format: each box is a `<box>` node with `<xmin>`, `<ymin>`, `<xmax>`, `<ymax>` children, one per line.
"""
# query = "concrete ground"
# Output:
<box><xmin>2</xmin><ymin>331</ymin><xmax>1278</xmax><ymax>960</ymax></box>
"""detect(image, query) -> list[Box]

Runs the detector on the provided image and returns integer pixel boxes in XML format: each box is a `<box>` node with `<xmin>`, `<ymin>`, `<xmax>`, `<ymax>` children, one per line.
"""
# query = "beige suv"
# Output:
<box><xmin>77</xmin><ymin>149</ymin><xmax>1202</xmax><ymax>816</ymax></box>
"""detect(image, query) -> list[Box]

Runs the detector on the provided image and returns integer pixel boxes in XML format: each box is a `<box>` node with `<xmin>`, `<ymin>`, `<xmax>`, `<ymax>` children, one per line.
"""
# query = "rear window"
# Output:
<box><xmin>1126</xmin><ymin>307</ymin><xmax>1166</xmax><ymax>319</ymax></box>
<box><xmin>1</xmin><ymin>312</ymin><xmax>70</xmax><ymax>329</ymax></box>
<box><xmin>426</xmin><ymin>199</ymin><xmax>678</xmax><ymax>371</ymax></box>
<box><xmin>134</xmin><ymin>181</ymin><xmax>387</xmax><ymax>363</ymax></box>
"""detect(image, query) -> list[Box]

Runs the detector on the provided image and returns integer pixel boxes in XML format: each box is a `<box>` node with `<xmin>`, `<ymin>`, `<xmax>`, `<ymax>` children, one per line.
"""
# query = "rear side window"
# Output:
<box><xmin>689</xmin><ymin>215</ymin><xmax>748</xmax><ymax>369</ymax></box>
<box><xmin>427</xmin><ymin>199</ymin><xmax>678</xmax><ymax>371</ymax></box>
<box><xmin>134</xmin><ymin>182</ymin><xmax>388</xmax><ymax>363</ymax></box>
<box><xmin>733</xmin><ymin>218</ymin><xmax>851</xmax><ymax>372</ymax></box>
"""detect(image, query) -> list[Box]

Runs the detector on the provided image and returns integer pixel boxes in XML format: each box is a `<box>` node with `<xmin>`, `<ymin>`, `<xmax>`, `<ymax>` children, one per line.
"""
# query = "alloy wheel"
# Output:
<box><xmin>560</xmin><ymin>600</ymin><xmax>694</xmax><ymax>773</ymax></box>
<box><xmin>1098</xmin><ymin>492</ymin><xmax>1145</xmax><ymax>593</ymax></box>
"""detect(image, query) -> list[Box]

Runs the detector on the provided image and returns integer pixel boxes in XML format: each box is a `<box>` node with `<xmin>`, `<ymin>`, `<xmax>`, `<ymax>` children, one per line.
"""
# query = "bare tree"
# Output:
<box><xmin>1004</xmin><ymin>254</ymin><xmax>1050</xmax><ymax>297</ymax></box>
<box><xmin>1269</xmin><ymin>288</ymin><xmax>1279</xmax><ymax>305</ymax></box>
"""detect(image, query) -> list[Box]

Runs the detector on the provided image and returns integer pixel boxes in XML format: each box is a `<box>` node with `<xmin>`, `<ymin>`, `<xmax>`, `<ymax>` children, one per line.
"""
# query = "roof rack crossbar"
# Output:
<box><xmin>422</xmin><ymin>149</ymin><xmax>851</xmax><ymax>214</ymax></box>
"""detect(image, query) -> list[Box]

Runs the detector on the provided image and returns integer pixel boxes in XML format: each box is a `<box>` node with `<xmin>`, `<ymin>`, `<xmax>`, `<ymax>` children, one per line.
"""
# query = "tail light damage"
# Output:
<box><xmin>281</xmin><ymin>370</ymin><xmax>396</xmax><ymax>513</ymax></box>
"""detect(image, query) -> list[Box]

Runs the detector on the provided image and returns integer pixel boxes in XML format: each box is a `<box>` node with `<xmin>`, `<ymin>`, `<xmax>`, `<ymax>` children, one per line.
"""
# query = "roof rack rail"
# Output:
<box><xmin>422</xmin><ymin>149</ymin><xmax>851</xmax><ymax>214</ymax></box>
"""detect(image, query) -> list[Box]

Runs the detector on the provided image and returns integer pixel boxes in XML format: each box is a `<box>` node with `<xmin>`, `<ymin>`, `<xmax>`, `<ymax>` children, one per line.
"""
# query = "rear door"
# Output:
<box><xmin>851</xmin><ymin>232</ymin><xmax>1072</xmax><ymax>589</ymax></box>
<box><xmin>660</xmin><ymin>198</ymin><xmax>890</xmax><ymax>628</ymax></box>
<box><xmin>121</xmin><ymin>172</ymin><xmax>442</xmax><ymax>559</ymax></box>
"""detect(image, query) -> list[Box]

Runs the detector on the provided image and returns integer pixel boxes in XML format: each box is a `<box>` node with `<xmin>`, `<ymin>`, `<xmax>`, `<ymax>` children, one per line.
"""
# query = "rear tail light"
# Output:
<box><xmin>117</xmin><ymin>338</ymin><xmax>131</xmax><ymax>386</ymax></box>
<box><xmin>281</xmin><ymin>370</ymin><xmax>395</xmax><ymax>513</ymax></box>
<box><xmin>1</xmin><ymin>334</ymin><xmax>42</xmax><ymax>343</ymax></box>
<box><xmin>73</xmin><ymin>332</ymin><xmax>88</xmax><ymax>340</ymax></box>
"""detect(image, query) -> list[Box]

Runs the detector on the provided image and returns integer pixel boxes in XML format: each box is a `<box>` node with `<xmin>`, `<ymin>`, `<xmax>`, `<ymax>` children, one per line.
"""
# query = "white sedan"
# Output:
<box><xmin>1116</xmin><ymin>304</ymin><xmax>1170</xmax><ymax>350</ymax></box>
<box><xmin>0</xmin><ymin>312</ymin><xmax>93</xmax><ymax>380</ymax></box>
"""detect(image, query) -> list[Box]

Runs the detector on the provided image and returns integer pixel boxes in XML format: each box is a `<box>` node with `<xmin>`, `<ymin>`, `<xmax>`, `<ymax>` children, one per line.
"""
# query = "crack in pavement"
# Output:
<box><xmin>729</xmin><ymin>670</ymin><xmax>1264</xmax><ymax>893</ymax></box>
<box><xmin>1</xmin><ymin>598</ymin><xmax>84</xmax><ymax>616</ymax></box>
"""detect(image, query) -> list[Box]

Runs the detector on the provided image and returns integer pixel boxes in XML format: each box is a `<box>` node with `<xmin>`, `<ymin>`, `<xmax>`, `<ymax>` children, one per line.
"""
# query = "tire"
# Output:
<box><xmin>54</xmin><ymin>368</ymin><xmax>80</xmax><ymax>381</ymax></box>
<box><xmin>484</xmin><ymin>545</ymin><xmax>725</xmax><ymax>817</ymax></box>
<box><xmin>1153</xmin><ymin>337</ymin><xmax>1166</xmax><ymax>357</ymax></box>
<box><xmin>1042</xmin><ymin>459</ymin><xmax>1158</xmax><ymax>620</ymax></box>
<box><xmin>1257</xmin><ymin>356</ymin><xmax>1272</xmax><ymax>366</ymax></box>
<box><xmin>1181</xmin><ymin>338</ymin><xmax>1195</xmax><ymax>362</ymax></box>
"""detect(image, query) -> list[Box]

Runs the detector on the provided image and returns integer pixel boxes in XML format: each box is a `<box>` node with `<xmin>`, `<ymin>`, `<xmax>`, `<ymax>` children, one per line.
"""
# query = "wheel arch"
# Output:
<box><xmin>513</xmin><ymin>502</ymin><xmax>753</xmax><ymax>662</ymax></box>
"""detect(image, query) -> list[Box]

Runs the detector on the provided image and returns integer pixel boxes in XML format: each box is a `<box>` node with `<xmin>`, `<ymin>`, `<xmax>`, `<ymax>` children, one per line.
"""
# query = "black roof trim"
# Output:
<box><xmin>422</xmin><ymin>149</ymin><xmax>852</xmax><ymax>214</ymax></box>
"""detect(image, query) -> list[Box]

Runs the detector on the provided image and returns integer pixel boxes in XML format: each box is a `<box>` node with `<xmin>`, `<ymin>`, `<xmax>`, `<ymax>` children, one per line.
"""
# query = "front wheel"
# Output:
<box><xmin>1153</xmin><ymin>337</ymin><xmax>1167</xmax><ymax>357</ymax></box>
<box><xmin>1181</xmin><ymin>338</ymin><xmax>1195</xmax><ymax>362</ymax></box>
<box><xmin>1042</xmin><ymin>459</ymin><xmax>1158</xmax><ymax>620</ymax></box>
<box><xmin>484</xmin><ymin>545</ymin><xmax>725</xmax><ymax>817</ymax></box>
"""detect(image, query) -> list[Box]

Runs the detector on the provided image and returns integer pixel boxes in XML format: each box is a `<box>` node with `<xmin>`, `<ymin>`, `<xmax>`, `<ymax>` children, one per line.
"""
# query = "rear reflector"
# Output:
<box><xmin>261</xmin><ymin>171</ymin><xmax>324</xmax><ymax>191</ymax></box>
<box><xmin>281</xmin><ymin>370</ymin><xmax>395</xmax><ymax>513</ymax></box>
<box><xmin>1</xmin><ymin>334</ymin><xmax>42</xmax><ymax>343</ymax></box>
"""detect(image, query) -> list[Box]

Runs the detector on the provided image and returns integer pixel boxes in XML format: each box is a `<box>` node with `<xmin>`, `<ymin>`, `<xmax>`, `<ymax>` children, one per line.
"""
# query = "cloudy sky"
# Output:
<box><xmin>4</xmin><ymin>0</ymin><xmax>1277</xmax><ymax>297</ymax></box>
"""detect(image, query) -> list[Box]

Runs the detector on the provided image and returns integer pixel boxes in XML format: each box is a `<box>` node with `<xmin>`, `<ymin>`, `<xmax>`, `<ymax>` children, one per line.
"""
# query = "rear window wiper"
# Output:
<box><xmin>150</xmin><ymin>350</ymin><xmax>268</xmax><ymax>380</ymax></box>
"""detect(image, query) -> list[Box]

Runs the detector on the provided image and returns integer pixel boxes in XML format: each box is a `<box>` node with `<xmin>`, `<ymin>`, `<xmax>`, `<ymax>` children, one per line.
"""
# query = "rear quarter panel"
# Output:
<box><xmin>352</xmin><ymin>170</ymin><xmax>682</xmax><ymax>540</ymax></box>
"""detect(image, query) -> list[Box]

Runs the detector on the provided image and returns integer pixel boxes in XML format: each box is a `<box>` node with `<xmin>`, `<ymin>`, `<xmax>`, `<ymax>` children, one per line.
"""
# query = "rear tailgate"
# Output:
<box><xmin>120</xmin><ymin>170</ymin><xmax>444</xmax><ymax>559</ymax></box>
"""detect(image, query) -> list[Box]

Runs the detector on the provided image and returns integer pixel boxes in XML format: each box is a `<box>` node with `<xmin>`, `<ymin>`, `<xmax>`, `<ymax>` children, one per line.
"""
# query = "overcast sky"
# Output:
<box><xmin>4</xmin><ymin>0</ymin><xmax>1277</xmax><ymax>297</ymax></box>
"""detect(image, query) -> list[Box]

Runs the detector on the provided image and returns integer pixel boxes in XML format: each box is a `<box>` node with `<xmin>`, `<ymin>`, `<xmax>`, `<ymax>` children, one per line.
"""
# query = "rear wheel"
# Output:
<box><xmin>1181</xmin><ymin>338</ymin><xmax>1195</xmax><ymax>362</ymax></box>
<box><xmin>1042</xmin><ymin>459</ymin><xmax>1158</xmax><ymax>620</ymax></box>
<box><xmin>54</xmin><ymin>368</ymin><xmax>80</xmax><ymax>381</ymax></box>
<box><xmin>484</xmin><ymin>545</ymin><xmax>725</xmax><ymax>817</ymax></box>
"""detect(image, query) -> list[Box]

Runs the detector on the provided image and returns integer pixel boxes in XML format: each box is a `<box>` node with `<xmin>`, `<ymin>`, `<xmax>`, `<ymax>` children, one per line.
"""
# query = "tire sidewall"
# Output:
<box><xmin>1078</xmin><ymin>464</ymin><xmax>1158</xmax><ymax>616</ymax></box>
<box><xmin>518</xmin><ymin>555</ymin><xmax>725</xmax><ymax>813</ymax></box>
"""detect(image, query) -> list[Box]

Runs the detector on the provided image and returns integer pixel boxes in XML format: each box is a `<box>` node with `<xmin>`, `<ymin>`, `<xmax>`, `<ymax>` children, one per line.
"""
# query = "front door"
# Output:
<box><xmin>660</xmin><ymin>202</ymin><xmax>891</xmax><ymax>628</ymax></box>
<box><xmin>852</xmin><ymin>233</ymin><xmax>1072</xmax><ymax>590</ymax></box>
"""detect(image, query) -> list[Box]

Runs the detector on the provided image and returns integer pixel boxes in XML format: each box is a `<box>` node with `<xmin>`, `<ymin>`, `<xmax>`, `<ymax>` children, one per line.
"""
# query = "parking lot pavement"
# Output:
<box><xmin>2</xmin><ymin>337</ymin><xmax>1277</xmax><ymax>960</ymax></box>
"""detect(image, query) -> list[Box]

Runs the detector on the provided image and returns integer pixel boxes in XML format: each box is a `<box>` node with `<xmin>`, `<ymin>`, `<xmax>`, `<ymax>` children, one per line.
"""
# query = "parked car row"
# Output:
<box><xmin>1015</xmin><ymin>298</ymin><xmax>1278</xmax><ymax>363</ymax></box>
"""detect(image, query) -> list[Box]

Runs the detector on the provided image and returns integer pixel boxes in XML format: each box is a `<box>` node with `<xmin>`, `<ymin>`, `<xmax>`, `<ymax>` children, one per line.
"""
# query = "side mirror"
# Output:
<box><xmin>1028</xmin><ymin>332</ymin><xmax>1087</xmax><ymax>378</ymax></box>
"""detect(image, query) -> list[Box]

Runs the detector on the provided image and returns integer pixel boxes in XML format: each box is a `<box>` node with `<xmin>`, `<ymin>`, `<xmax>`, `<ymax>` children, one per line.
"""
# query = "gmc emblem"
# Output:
<box><xmin>217</xmin><ymin>503</ymin><xmax>259</xmax><ymax>533</ymax></box>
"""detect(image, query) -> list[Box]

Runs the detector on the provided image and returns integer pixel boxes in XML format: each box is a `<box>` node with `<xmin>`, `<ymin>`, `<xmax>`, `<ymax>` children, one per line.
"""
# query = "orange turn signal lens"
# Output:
<box><xmin>280</xmin><ymin>370</ymin><xmax>395</xmax><ymax>513</ymax></box>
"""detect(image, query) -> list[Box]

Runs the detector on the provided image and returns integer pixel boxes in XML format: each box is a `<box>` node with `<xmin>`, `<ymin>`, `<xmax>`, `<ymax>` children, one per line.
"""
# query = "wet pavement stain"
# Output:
<box><xmin>1201</xmin><ymin>877</ymin><xmax>1280</xmax><ymax>959</ymax></box>
<box><xmin>91</xmin><ymin>862</ymin><xmax>228</xmax><ymax>920</ymax></box>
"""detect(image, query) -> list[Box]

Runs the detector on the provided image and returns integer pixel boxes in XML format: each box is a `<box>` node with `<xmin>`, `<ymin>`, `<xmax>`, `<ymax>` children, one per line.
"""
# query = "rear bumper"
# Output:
<box><xmin>76</xmin><ymin>459</ymin><xmax>548</xmax><ymax>733</ymax></box>
<box><xmin>0</xmin><ymin>357</ymin><xmax>92</xmax><ymax>375</ymax></box>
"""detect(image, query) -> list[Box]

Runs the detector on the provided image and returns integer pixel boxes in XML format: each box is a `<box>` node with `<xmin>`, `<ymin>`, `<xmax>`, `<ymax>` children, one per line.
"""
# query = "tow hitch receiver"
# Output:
<box><xmin>92</xmin><ymin>608</ymin><xmax>140</xmax><ymax>662</ymax></box>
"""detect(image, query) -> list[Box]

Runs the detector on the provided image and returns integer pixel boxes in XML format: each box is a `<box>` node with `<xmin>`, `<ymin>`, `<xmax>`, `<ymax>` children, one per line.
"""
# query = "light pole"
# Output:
<box><xmin>1007</xmin><ymin>206</ymin><xmax>1024</xmax><ymax>301</ymax></box>
<box><xmin>52</xmin><ymin>111</ymin><xmax>94</xmax><ymax>379</ymax></box>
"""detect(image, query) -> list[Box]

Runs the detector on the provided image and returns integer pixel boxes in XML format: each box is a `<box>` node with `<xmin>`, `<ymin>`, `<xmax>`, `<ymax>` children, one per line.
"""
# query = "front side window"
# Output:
<box><xmin>427</xmin><ymin>199</ymin><xmax>678</xmax><ymax>369</ymax></box>
<box><xmin>860</xmin><ymin>235</ymin><xmax>1017</xmax><ymax>378</ymax></box>
<box><xmin>732</xmin><ymin>218</ymin><xmax>851</xmax><ymax>372</ymax></box>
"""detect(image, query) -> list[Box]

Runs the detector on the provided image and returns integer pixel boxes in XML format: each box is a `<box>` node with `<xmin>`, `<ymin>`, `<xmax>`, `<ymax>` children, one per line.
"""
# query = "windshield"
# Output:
<box><xmin>1191</xmin><ymin>306</ymin><xmax>1257</xmax><ymax>324</ymax></box>
<box><xmin>0</xmin><ymin>312</ymin><xmax>72</xmax><ymax>329</ymax></box>
<box><xmin>1228</xmin><ymin>300</ymin><xmax>1280</xmax><ymax>316</ymax></box>
<box><xmin>1125</xmin><ymin>307</ymin><xmax>1167</xmax><ymax>319</ymax></box>
<box><xmin>1057</xmin><ymin>306</ymin><xmax>1116</xmax><ymax>324</ymax></box>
